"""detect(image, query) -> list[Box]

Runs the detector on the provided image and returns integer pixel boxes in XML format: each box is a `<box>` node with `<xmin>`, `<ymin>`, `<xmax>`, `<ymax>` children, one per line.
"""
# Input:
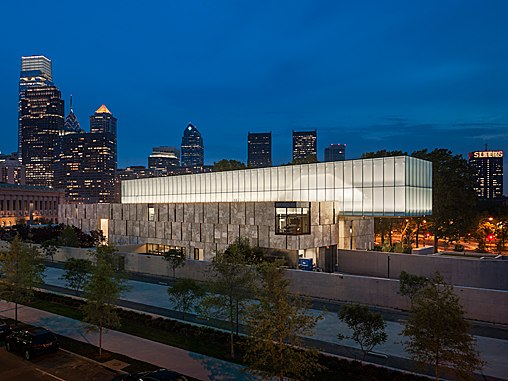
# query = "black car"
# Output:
<box><xmin>112</xmin><ymin>369</ymin><xmax>188</xmax><ymax>381</ymax></box>
<box><xmin>5</xmin><ymin>327</ymin><xmax>59</xmax><ymax>360</ymax></box>
<box><xmin>0</xmin><ymin>319</ymin><xmax>12</xmax><ymax>340</ymax></box>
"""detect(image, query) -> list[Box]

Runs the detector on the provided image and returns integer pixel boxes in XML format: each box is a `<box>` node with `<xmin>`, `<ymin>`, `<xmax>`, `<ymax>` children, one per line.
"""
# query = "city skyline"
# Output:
<box><xmin>0</xmin><ymin>2</ymin><xmax>507</xmax><ymax>188</ymax></box>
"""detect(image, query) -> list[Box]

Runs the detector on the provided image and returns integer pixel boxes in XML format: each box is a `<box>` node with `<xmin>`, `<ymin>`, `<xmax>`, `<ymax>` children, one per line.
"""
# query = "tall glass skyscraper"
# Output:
<box><xmin>55</xmin><ymin>105</ymin><xmax>118</xmax><ymax>203</ymax></box>
<box><xmin>18</xmin><ymin>55</ymin><xmax>54</xmax><ymax>161</ymax></box>
<box><xmin>64</xmin><ymin>95</ymin><xmax>82</xmax><ymax>133</ymax></box>
<box><xmin>292</xmin><ymin>130</ymin><xmax>317</xmax><ymax>162</ymax></box>
<box><xmin>20</xmin><ymin>86</ymin><xmax>64</xmax><ymax>187</ymax></box>
<box><xmin>181</xmin><ymin>123</ymin><xmax>204</xmax><ymax>167</ymax></box>
<box><xmin>248</xmin><ymin>132</ymin><xmax>272</xmax><ymax>168</ymax></box>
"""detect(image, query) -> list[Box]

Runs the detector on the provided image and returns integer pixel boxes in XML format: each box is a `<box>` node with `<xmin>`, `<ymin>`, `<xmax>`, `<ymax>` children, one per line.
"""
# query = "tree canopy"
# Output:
<box><xmin>402</xmin><ymin>273</ymin><xmax>483</xmax><ymax>381</ymax></box>
<box><xmin>213</xmin><ymin>159</ymin><xmax>246</xmax><ymax>172</ymax></box>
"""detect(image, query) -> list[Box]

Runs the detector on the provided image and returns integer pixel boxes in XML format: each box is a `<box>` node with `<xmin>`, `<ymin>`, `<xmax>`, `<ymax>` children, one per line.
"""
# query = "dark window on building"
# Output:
<box><xmin>276</xmin><ymin>206</ymin><xmax>310</xmax><ymax>235</ymax></box>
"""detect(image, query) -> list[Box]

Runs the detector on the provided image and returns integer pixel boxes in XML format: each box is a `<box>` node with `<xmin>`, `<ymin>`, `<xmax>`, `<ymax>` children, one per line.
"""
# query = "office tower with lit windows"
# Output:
<box><xmin>292</xmin><ymin>130</ymin><xmax>317</xmax><ymax>162</ymax></box>
<box><xmin>181</xmin><ymin>123</ymin><xmax>204</xmax><ymax>167</ymax></box>
<box><xmin>55</xmin><ymin>105</ymin><xmax>118</xmax><ymax>203</ymax></box>
<box><xmin>148</xmin><ymin>146</ymin><xmax>180</xmax><ymax>175</ymax></box>
<box><xmin>468</xmin><ymin>150</ymin><xmax>504</xmax><ymax>199</ymax></box>
<box><xmin>248</xmin><ymin>132</ymin><xmax>272</xmax><ymax>168</ymax></box>
<box><xmin>20</xmin><ymin>86</ymin><xmax>64</xmax><ymax>187</ymax></box>
<box><xmin>324</xmin><ymin>144</ymin><xmax>346</xmax><ymax>162</ymax></box>
<box><xmin>18</xmin><ymin>56</ymin><xmax>54</xmax><ymax>160</ymax></box>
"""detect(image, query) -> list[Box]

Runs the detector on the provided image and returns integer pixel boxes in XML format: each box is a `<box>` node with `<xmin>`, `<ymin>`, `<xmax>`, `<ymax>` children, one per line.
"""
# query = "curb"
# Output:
<box><xmin>59</xmin><ymin>347</ymin><xmax>129</xmax><ymax>375</ymax></box>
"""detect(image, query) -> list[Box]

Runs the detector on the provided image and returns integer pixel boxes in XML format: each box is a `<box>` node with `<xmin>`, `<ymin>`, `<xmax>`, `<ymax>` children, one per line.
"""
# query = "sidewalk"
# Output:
<box><xmin>0</xmin><ymin>301</ymin><xmax>258</xmax><ymax>381</ymax></box>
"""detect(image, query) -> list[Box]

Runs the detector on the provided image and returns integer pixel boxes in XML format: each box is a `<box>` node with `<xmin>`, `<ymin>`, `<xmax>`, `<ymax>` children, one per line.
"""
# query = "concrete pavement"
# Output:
<box><xmin>0</xmin><ymin>300</ymin><xmax>257</xmax><ymax>381</ymax></box>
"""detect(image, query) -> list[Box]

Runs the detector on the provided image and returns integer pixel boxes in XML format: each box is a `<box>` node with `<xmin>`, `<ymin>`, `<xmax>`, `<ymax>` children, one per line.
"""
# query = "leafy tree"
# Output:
<box><xmin>244</xmin><ymin>262</ymin><xmax>323</xmax><ymax>381</ymax></box>
<box><xmin>361</xmin><ymin>150</ymin><xmax>407</xmax><ymax>158</ymax></box>
<box><xmin>59</xmin><ymin>225</ymin><xmax>80</xmax><ymax>247</ymax></box>
<box><xmin>163</xmin><ymin>248</ymin><xmax>186</xmax><ymax>278</ymax></box>
<box><xmin>82</xmin><ymin>244</ymin><xmax>128</xmax><ymax>356</ymax></box>
<box><xmin>200</xmin><ymin>247</ymin><xmax>255</xmax><ymax>358</ymax></box>
<box><xmin>411</xmin><ymin>149</ymin><xmax>477</xmax><ymax>252</ymax></box>
<box><xmin>61</xmin><ymin>258</ymin><xmax>93</xmax><ymax>295</ymax></box>
<box><xmin>224</xmin><ymin>237</ymin><xmax>264</xmax><ymax>264</ymax></box>
<box><xmin>213</xmin><ymin>159</ymin><xmax>246</xmax><ymax>172</ymax></box>
<box><xmin>337</xmin><ymin>303</ymin><xmax>387</xmax><ymax>360</ymax></box>
<box><xmin>167</xmin><ymin>278</ymin><xmax>204</xmax><ymax>320</ymax></box>
<box><xmin>0</xmin><ymin>237</ymin><xmax>45</xmax><ymax>324</ymax></box>
<box><xmin>399</xmin><ymin>271</ymin><xmax>428</xmax><ymax>306</ymax></box>
<box><xmin>41</xmin><ymin>238</ymin><xmax>59</xmax><ymax>262</ymax></box>
<box><xmin>402</xmin><ymin>273</ymin><xmax>484</xmax><ymax>381</ymax></box>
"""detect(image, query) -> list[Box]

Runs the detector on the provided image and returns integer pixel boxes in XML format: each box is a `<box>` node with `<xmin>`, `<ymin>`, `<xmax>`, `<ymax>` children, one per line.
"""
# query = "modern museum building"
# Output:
<box><xmin>59</xmin><ymin>156</ymin><xmax>432</xmax><ymax>271</ymax></box>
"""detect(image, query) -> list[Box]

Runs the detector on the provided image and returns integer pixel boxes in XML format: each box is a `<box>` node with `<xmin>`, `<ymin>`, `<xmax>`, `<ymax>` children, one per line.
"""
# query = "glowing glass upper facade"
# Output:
<box><xmin>122</xmin><ymin>156</ymin><xmax>431</xmax><ymax>217</ymax></box>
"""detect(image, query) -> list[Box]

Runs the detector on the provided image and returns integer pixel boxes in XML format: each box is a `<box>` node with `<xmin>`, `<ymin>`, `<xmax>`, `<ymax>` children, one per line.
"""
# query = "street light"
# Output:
<box><xmin>349</xmin><ymin>225</ymin><xmax>353</xmax><ymax>250</ymax></box>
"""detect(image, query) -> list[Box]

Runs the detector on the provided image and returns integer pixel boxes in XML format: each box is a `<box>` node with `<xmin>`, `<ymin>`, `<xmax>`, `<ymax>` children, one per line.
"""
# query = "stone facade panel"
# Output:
<box><xmin>218</xmin><ymin>203</ymin><xmax>230</xmax><ymax>224</ymax></box>
<box><xmin>184</xmin><ymin>204</ymin><xmax>194</xmax><ymax>223</ymax></box>
<box><xmin>204</xmin><ymin>203</ymin><xmax>218</xmax><ymax>224</ymax></box>
<box><xmin>230</xmin><ymin>203</ymin><xmax>245</xmax><ymax>225</ymax></box>
<box><xmin>171</xmin><ymin>222</ymin><xmax>182</xmax><ymax>240</ymax></box>
<box><xmin>227</xmin><ymin>224</ymin><xmax>240</xmax><ymax>245</ymax></box>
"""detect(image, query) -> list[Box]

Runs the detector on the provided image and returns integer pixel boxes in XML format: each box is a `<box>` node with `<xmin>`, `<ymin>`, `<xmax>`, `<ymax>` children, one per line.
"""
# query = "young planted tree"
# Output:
<box><xmin>337</xmin><ymin>303</ymin><xmax>387</xmax><ymax>360</ymax></box>
<box><xmin>41</xmin><ymin>239</ymin><xmax>59</xmax><ymax>262</ymax></box>
<box><xmin>167</xmin><ymin>278</ymin><xmax>204</xmax><ymax>320</ymax></box>
<box><xmin>82</xmin><ymin>244</ymin><xmax>127</xmax><ymax>357</ymax></box>
<box><xmin>163</xmin><ymin>248</ymin><xmax>186</xmax><ymax>279</ymax></box>
<box><xmin>402</xmin><ymin>273</ymin><xmax>484</xmax><ymax>381</ymax></box>
<box><xmin>244</xmin><ymin>262</ymin><xmax>323</xmax><ymax>381</ymax></box>
<box><xmin>0</xmin><ymin>237</ymin><xmax>45</xmax><ymax>324</ymax></box>
<box><xmin>200</xmin><ymin>246</ymin><xmax>255</xmax><ymax>359</ymax></box>
<box><xmin>61</xmin><ymin>258</ymin><xmax>93</xmax><ymax>295</ymax></box>
<box><xmin>59</xmin><ymin>225</ymin><xmax>80</xmax><ymax>247</ymax></box>
<box><xmin>399</xmin><ymin>271</ymin><xmax>428</xmax><ymax>306</ymax></box>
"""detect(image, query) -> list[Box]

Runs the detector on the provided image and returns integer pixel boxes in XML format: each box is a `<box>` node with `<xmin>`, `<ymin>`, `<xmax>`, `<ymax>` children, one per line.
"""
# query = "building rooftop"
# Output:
<box><xmin>95</xmin><ymin>104</ymin><xmax>112</xmax><ymax>114</ymax></box>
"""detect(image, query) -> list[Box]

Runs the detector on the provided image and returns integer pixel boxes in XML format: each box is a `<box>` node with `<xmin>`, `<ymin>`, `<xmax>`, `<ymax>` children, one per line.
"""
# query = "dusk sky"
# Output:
<box><xmin>1</xmin><ymin>1</ymin><xmax>507</xmax><ymax>181</ymax></box>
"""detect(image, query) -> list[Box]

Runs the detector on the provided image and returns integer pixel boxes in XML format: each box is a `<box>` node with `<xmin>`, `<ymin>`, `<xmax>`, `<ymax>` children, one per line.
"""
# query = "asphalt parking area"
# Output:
<box><xmin>0</xmin><ymin>345</ymin><xmax>117</xmax><ymax>381</ymax></box>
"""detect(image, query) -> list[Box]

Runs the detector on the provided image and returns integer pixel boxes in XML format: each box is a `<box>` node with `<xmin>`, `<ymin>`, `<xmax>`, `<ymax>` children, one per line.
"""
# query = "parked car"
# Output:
<box><xmin>5</xmin><ymin>327</ymin><xmax>59</xmax><ymax>360</ymax></box>
<box><xmin>0</xmin><ymin>319</ymin><xmax>11</xmax><ymax>340</ymax></box>
<box><xmin>112</xmin><ymin>369</ymin><xmax>188</xmax><ymax>381</ymax></box>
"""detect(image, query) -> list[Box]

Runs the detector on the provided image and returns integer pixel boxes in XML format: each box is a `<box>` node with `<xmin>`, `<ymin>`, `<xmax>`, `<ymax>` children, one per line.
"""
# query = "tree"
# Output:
<box><xmin>163</xmin><ymin>248</ymin><xmax>186</xmax><ymax>278</ymax></box>
<box><xmin>213</xmin><ymin>159</ymin><xmax>246</xmax><ymax>172</ymax></box>
<box><xmin>224</xmin><ymin>237</ymin><xmax>264</xmax><ymax>264</ymax></box>
<box><xmin>200</xmin><ymin>247</ymin><xmax>255</xmax><ymax>358</ymax></box>
<box><xmin>361</xmin><ymin>150</ymin><xmax>407</xmax><ymax>158</ymax></box>
<box><xmin>402</xmin><ymin>273</ymin><xmax>484</xmax><ymax>381</ymax></box>
<box><xmin>244</xmin><ymin>262</ymin><xmax>323</xmax><ymax>381</ymax></box>
<box><xmin>167</xmin><ymin>278</ymin><xmax>204</xmax><ymax>320</ymax></box>
<box><xmin>41</xmin><ymin>238</ymin><xmax>59</xmax><ymax>262</ymax></box>
<box><xmin>399</xmin><ymin>271</ymin><xmax>428</xmax><ymax>306</ymax></box>
<box><xmin>0</xmin><ymin>237</ymin><xmax>45</xmax><ymax>325</ymax></box>
<box><xmin>411</xmin><ymin>149</ymin><xmax>477</xmax><ymax>252</ymax></box>
<box><xmin>82</xmin><ymin>244</ymin><xmax>128</xmax><ymax>357</ymax></box>
<box><xmin>61</xmin><ymin>258</ymin><xmax>93</xmax><ymax>295</ymax></box>
<box><xmin>337</xmin><ymin>303</ymin><xmax>387</xmax><ymax>360</ymax></box>
<box><xmin>59</xmin><ymin>225</ymin><xmax>80</xmax><ymax>247</ymax></box>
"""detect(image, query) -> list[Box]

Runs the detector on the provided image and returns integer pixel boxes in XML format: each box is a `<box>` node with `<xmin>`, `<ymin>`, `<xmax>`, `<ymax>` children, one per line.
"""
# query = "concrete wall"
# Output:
<box><xmin>47</xmin><ymin>245</ymin><xmax>507</xmax><ymax>324</ymax></box>
<box><xmin>59</xmin><ymin>202</ymin><xmax>375</xmax><ymax>260</ymax></box>
<box><xmin>337</xmin><ymin>249</ymin><xmax>508</xmax><ymax>290</ymax></box>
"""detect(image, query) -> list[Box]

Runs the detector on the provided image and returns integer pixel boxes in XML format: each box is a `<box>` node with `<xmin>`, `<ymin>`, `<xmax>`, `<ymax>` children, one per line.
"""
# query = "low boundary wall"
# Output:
<box><xmin>1</xmin><ymin>241</ymin><xmax>506</xmax><ymax>324</ymax></box>
<box><xmin>337</xmin><ymin>249</ymin><xmax>508</xmax><ymax>290</ymax></box>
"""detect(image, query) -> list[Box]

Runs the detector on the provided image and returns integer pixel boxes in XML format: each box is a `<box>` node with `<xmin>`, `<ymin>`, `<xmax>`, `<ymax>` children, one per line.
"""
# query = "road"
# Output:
<box><xmin>0</xmin><ymin>344</ymin><xmax>117</xmax><ymax>381</ymax></box>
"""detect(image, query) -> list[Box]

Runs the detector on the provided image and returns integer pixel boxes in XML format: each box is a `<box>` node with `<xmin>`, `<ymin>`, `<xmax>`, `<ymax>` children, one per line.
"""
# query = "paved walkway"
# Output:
<box><xmin>0</xmin><ymin>301</ymin><xmax>257</xmax><ymax>381</ymax></box>
<box><xmin>43</xmin><ymin>266</ymin><xmax>508</xmax><ymax>380</ymax></box>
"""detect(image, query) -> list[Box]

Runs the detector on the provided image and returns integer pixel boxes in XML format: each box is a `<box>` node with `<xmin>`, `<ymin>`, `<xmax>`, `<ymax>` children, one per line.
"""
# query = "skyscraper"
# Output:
<box><xmin>181</xmin><ymin>123</ymin><xmax>204</xmax><ymax>167</ymax></box>
<box><xmin>55</xmin><ymin>105</ymin><xmax>118</xmax><ymax>203</ymax></box>
<box><xmin>292</xmin><ymin>130</ymin><xmax>317</xmax><ymax>162</ymax></box>
<box><xmin>248</xmin><ymin>132</ymin><xmax>272</xmax><ymax>168</ymax></box>
<box><xmin>64</xmin><ymin>95</ymin><xmax>82</xmax><ymax>133</ymax></box>
<box><xmin>148</xmin><ymin>146</ymin><xmax>180</xmax><ymax>175</ymax></box>
<box><xmin>324</xmin><ymin>144</ymin><xmax>346</xmax><ymax>162</ymax></box>
<box><xmin>18</xmin><ymin>55</ymin><xmax>54</xmax><ymax>161</ymax></box>
<box><xmin>468</xmin><ymin>150</ymin><xmax>504</xmax><ymax>199</ymax></box>
<box><xmin>20</xmin><ymin>86</ymin><xmax>64</xmax><ymax>187</ymax></box>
